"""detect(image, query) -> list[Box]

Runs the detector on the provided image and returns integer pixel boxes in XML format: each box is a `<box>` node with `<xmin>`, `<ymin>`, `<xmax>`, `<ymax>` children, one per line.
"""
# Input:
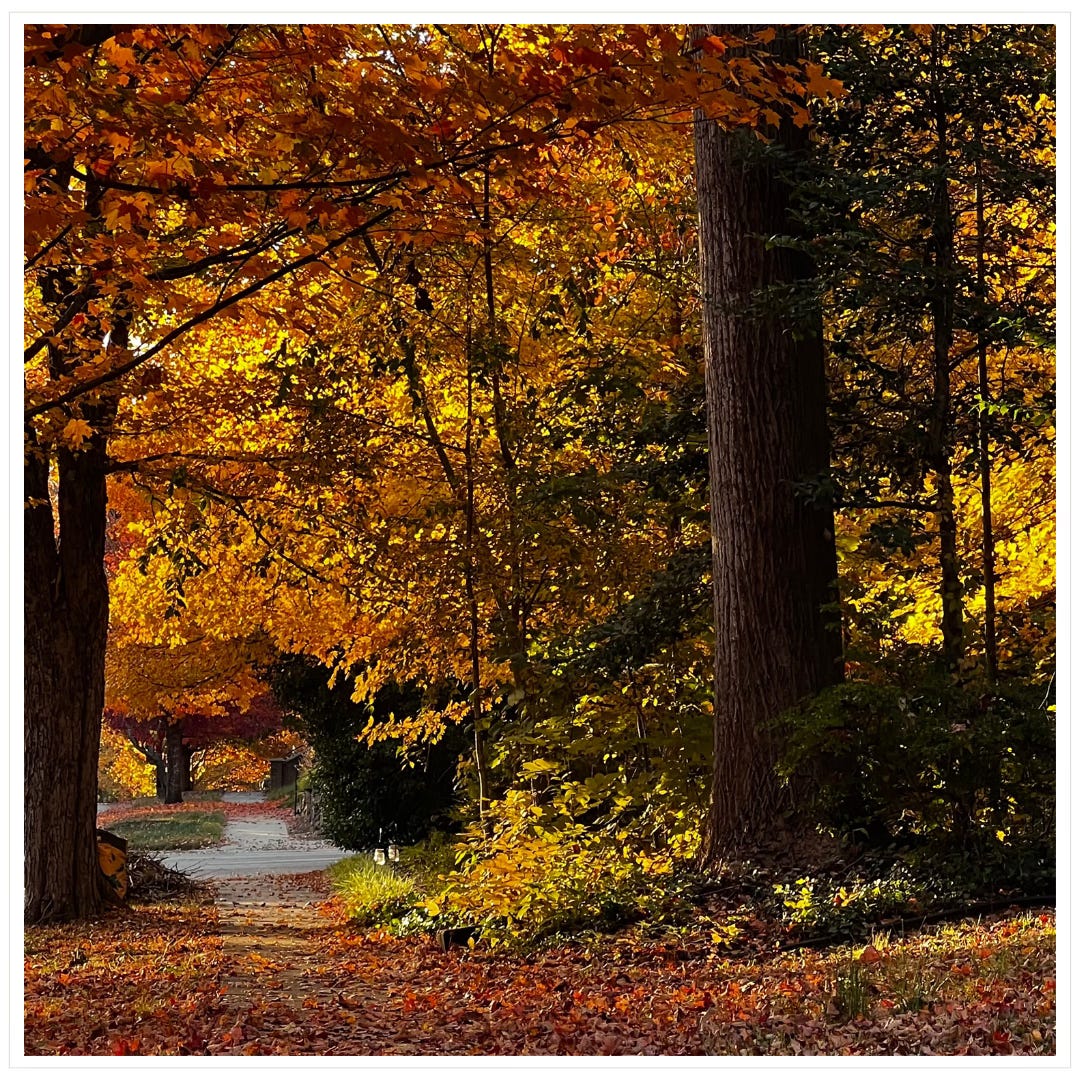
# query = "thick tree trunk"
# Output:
<box><xmin>164</xmin><ymin>722</ymin><xmax>186</xmax><ymax>804</ymax></box>
<box><xmin>693</xmin><ymin>25</ymin><xmax>843</xmax><ymax>862</ymax></box>
<box><xmin>24</xmin><ymin>432</ymin><xmax>111</xmax><ymax>923</ymax></box>
<box><xmin>24</xmin><ymin>101</ymin><xmax>123</xmax><ymax>922</ymax></box>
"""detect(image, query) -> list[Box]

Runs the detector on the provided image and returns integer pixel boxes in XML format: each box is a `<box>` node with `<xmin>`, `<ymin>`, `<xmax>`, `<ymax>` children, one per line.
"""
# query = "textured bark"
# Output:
<box><xmin>24</xmin><ymin>64</ymin><xmax>122</xmax><ymax>920</ymax></box>
<box><xmin>164</xmin><ymin>722</ymin><xmax>186</xmax><ymax>805</ymax></box>
<box><xmin>693</xmin><ymin>25</ymin><xmax>843</xmax><ymax>861</ymax></box>
<box><xmin>24</xmin><ymin>431</ymin><xmax>111</xmax><ymax>922</ymax></box>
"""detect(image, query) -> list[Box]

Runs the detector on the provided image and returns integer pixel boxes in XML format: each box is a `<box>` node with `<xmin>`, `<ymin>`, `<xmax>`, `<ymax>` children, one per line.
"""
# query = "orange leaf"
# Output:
<box><xmin>62</xmin><ymin>418</ymin><xmax>94</xmax><ymax>449</ymax></box>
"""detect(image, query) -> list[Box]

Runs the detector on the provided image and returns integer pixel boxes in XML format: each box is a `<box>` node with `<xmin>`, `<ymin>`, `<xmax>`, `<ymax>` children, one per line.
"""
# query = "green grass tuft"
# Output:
<box><xmin>329</xmin><ymin>855</ymin><xmax>418</xmax><ymax>925</ymax></box>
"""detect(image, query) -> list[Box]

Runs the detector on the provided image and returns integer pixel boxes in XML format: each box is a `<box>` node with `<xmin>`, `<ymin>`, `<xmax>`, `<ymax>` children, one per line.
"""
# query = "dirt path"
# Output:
<box><xmin>216</xmin><ymin>875</ymin><xmax>345</xmax><ymax>1010</ymax></box>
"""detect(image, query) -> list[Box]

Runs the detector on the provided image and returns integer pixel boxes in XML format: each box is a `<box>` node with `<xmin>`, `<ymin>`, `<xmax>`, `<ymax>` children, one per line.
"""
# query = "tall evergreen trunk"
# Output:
<box><xmin>973</xmin><ymin>129</ymin><xmax>998</xmax><ymax>680</ymax></box>
<box><xmin>164</xmin><ymin>722</ymin><xmax>186</xmax><ymax>805</ymax></box>
<box><xmin>25</xmin><ymin>428</ymin><xmax>112</xmax><ymax>922</ymax></box>
<box><xmin>693</xmin><ymin>24</ymin><xmax>843</xmax><ymax>862</ymax></box>
<box><xmin>928</xmin><ymin>26</ymin><xmax>965</xmax><ymax>670</ymax></box>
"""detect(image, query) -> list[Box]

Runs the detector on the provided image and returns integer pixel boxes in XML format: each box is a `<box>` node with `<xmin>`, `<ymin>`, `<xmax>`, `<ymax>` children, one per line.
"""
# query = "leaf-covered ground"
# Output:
<box><xmin>24</xmin><ymin>869</ymin><xmax>1055</xmax><ymax>1056</ymax></box>
<box><xmin>97</xmin><ymin>798</ymin><xmax>296</xmax><ymax>831</ymax></box>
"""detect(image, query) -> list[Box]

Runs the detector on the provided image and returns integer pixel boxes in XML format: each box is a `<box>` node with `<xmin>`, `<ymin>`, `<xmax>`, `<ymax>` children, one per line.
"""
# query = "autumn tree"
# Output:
<box><xmin>24</xmin><ymin>22</ymin><xmax>816</xmax><ymax>920</ymax></box>
<box><xmin>104</xmin><ymin>616</ymin><xmax>277</xmax><ymax>803</ymax></box>
<box><xmin>807</xmin><ymin>25</ymin><xmax>1055</xmax><ymax>677</ymax></box>
<box><xmin>103</xmin><ymin>697</ymin><xmax>282</xmax><ymax>802</ymax></box>
<box><xmin>692</xmin><ymin>25</ymin><xmax>843</xmax><ymax>860</ymax></box>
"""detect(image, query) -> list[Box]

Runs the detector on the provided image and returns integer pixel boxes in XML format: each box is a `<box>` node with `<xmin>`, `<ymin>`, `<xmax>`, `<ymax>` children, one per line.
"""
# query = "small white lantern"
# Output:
<box><xmin>388</xmin><ymin>844</ymin><xmax>400</xmax><ymax>863</ymax></box>
<box><xmin>373</xmin><ymin>848</ymin><xmax>386</xmax><ymax>865</ymax></box>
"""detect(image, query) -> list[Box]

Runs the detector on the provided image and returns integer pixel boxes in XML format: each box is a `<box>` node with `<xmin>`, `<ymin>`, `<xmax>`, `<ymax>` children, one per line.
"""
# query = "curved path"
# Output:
<box><xmin>149</xmin><ymin>793</ymin><xmax>355</xmax><ymax>879</ymax></box>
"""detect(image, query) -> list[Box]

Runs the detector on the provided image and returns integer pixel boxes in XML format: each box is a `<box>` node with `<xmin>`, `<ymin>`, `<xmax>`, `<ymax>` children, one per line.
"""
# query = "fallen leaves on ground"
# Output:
<box><xmin>24</xmin><ymin>879</ymin><xmax>1055</xmax><ymax>1056</ymax></box>
<box><xmin>97</xmin><ymin>802</ymin><xmax>232</xmax><ymax>830</ymax></box>
<box><xmin>98</xmin><ymin>799</ymin><xmax>296</xmax><ymax>831</ymax></box>
<box><xmin>24</xmin><ymin>902</ymin><xmax>229</xmax><ymax>1055</ymax></box>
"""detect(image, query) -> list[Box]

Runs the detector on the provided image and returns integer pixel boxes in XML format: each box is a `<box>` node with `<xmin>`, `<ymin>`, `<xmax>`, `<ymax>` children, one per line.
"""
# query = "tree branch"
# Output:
<box><xmin>26</xmin><ymin>206</ymin><xmax>397</xmax><ymax>420</ymax></box>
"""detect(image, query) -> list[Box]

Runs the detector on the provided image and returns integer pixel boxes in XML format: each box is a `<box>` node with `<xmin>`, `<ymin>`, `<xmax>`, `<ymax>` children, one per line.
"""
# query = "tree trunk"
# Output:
<box><xmin>464</xmin><ymin>336</ymin><xmax>490</xmax><ymax>834</ymax></box>
<box><xmin>928</xmin><ymin>26</ymin><xmax>965</xmax><ymax>671</ymax></box>
<box><xmin>692</xmin><ymin>25</ymin><xmax>843</xmax><ymax>862</ymax></box>
<box><xmin>24</xmin><ymin>430</ymin><xmax>112</xmax><ymax>923</ymax></box>
<box><xmin>182</xmin><ymin>744</ymin><xmax>195</xmax><ymax>792</ymax></box>
<box><xmin>164</xmin><ymin>722</ymin><xmax>185</xmax><ymax>805</ymax></box>
<box><xmin>23</xmin><ymin>87</ymin><xmax>123</xmax><ymax>921</ymax></box>
<box><xmin>143</xmin><ymin>745</ymin><xmax>166</xmax><ymax>799</ymax></box>
<box><xmin>973</xmin><ymin>126</ymin><xmax>998</xmax><ymax>680</ymax></box>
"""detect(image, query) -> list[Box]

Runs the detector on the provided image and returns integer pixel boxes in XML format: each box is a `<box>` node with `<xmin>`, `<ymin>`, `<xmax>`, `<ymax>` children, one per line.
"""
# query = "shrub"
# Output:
<box><xmin>270</xmin><ymin>655</ymin><xmax>468</xmax><ymax>851</ymax></box>
<box><xmin>423</xmin><ymin>790</ymin><xmax>676</xmax><ymax>947</ymax></box>
<box><xmin>777</xmin><ymin>675</ymin><xmax>1054</xmax><ymax>856</ymax></box>
<box><xmin>772</xmin><ymin>869</ymin><xmax>930</xmax><ymax>936</ymax></box>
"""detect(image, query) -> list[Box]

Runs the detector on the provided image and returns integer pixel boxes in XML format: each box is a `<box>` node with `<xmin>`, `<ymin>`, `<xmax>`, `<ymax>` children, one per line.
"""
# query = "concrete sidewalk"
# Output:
<box><xmin>147</xmin><ymin>796</ymin><xmax>355</xmax><ymax>879</ymax></box>
<box><xmin>101</xmin><ymin>794</ymin><xmax>356</xmax><ymax>876</ymax></box>
<box><xmin>153</xmin><ymin>846</ymin><xmax>355</xmax><ymax>878</ymax></box>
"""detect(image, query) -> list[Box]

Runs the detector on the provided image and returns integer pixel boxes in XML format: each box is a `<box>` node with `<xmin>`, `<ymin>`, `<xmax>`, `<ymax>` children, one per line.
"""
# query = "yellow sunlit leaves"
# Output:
<box><xmin>101</xmin><ymin>39</ymin><xmax>137</xmax><ymax>71</ymax></box>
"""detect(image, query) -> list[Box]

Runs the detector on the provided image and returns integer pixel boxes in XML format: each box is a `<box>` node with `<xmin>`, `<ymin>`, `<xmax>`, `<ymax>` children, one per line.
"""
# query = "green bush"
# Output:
<box><xmin>777</xmin><ymin>676</ymin><xmax>1054</xmax><ymax>855</ymax></box>
<box><xmin>773</xmin><ymin>869</ymin><xmax>929</xmax><ymax>935</ymax></box>
<box><xmin>271</xmin><ymin>655</ymin><xmax>468</xmax><ymax>851</ymax></box>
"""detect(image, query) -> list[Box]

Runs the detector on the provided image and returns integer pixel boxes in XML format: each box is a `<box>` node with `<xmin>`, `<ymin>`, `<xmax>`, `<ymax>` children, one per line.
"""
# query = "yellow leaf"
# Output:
<box><xmin>62</xmin><ymin>418</ymin><xmax>94</xmax><ymax>448</ymax></box>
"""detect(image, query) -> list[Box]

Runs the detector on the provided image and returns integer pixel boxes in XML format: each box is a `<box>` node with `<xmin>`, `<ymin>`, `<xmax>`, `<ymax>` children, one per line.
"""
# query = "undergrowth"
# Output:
<box><xmin>327</xmin><ymin>856</ymin><xmax>419</xmax><ymax>926</ymax></box>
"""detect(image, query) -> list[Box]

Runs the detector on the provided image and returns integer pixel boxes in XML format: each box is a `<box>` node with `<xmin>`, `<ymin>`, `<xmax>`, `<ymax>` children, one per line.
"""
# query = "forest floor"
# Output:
<box><xmin>24</xmin><ymin>882</ymin><xmax>1056</xmax><ymax>1055</ymax></box>
<box><xmin>23</xmin><ymin>799</ymin><xmax>1056</xmax><ymax>1056</ymax></box>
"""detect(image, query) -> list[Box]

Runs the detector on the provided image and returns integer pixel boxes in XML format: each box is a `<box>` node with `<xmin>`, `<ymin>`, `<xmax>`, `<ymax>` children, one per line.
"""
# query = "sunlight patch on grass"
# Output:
<box><xmin>107</xmin><ymin>810</ymin><xmax>226</xmax><ymax>851</ymax></box>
